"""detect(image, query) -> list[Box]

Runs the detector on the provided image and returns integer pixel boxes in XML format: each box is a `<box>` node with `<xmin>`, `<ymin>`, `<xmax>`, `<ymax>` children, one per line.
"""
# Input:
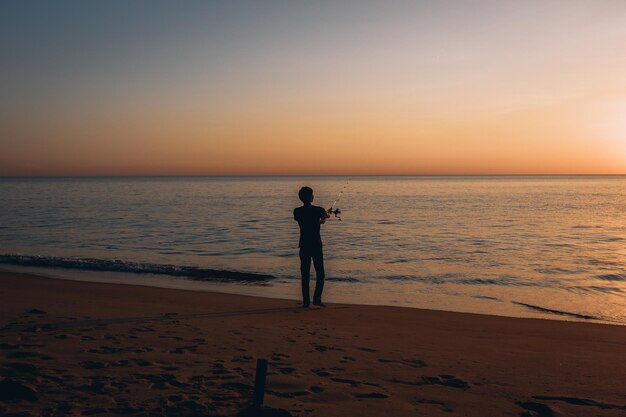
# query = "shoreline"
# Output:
<box><xmin>1</xmin><ymin>270</ymin><xmax>625</xmax><ymax>416</ymax></box>
<box><xmin>4</xmin><ymin>267</ymin><xmax>623</xmax><ymax>327</ymax></box>
<box><xmin>0</xmin><ymin>263</ymin><xmax>622</xmax><ymax>326</ymax></box>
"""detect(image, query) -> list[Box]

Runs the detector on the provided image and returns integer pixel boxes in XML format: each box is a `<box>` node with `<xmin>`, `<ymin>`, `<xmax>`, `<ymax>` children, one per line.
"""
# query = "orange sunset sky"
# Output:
<box><xmin>1</xmin><ymin>1</ymin><xmax>625</xmax><ymax>176</ymax></box>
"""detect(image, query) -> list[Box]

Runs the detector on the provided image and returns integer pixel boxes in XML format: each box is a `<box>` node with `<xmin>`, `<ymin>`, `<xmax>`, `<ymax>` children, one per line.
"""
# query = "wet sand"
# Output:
<box><xmin>0</xmin><ymin>270</ymin><xmax>624</xmax><ymax>417</ymax></box>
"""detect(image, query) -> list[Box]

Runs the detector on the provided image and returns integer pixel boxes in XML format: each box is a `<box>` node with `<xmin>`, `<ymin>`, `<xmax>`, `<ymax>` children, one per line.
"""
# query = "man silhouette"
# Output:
<box><xmin>293</xmin><ymin>186</ymin><xmax>330</xmax><ymax>308</ymax></box>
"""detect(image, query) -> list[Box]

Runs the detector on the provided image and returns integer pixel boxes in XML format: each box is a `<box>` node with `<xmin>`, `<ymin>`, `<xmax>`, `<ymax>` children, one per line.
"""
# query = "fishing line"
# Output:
<box><xmin>328</xmin><ymin>180</ymin><xmax>349</xmax><ymax>220</ymax></box>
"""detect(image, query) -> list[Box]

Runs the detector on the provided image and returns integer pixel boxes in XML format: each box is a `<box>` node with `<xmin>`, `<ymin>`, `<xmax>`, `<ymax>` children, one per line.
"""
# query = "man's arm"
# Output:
<box><xmin>320</xmin><ymin>207</ymin><xmax>330</xmax><ymax>224</ymax></box>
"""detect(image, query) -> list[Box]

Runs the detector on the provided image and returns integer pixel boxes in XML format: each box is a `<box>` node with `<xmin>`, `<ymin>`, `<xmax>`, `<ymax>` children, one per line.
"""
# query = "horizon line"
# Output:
<box><xmin>2</xmin><ymin>173</ymin><xmax>626</xmax><ymax>179</ymax></box>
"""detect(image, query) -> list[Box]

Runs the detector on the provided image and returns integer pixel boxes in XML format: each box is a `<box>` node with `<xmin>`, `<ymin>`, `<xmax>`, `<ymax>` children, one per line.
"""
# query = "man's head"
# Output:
<box><xmin>298</xmin><ymin>186</ymin><xmax>314</xmax><ymax>204</ymax></box>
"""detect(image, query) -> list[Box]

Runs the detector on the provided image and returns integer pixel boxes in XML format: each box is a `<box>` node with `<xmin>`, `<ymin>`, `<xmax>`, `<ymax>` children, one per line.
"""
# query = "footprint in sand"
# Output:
<box><xmin>267</xmin><ymin>390</ymin><xmax>310</xmax><ymax>399</ymax></box>
<box><xmin>517</xmin><ymin>401</ymin><xmax>555</xmax><ymax>417</ymax></box>
<box><xmin>231</xmin><ymin>355</ymin><xmax>253</xmax><ymax>363</ymax></box>
<box><xmin>330</xmin><ymin>377</ymin><xmax>360</xmax><ymax>387</ymax></box>
<box><xmin>169</xmin><ymin>345</ymin><xmax>198</xmax><ymax>354</ymax></box>
<box><xmin>531</xmin><ymin>396</ymin><xmax>626</xmax><ymax>412</ymax></box>
<box><xmin>354</xmin><ymin>392</ymin><xmax>388</xmax><ymax>399</ymax></box>
<box><xmin>312</xmin><ymin>368</ymin><xmax>332</xmax><ymax>377</ymax></box>
<box><xmin>88</xmin><ymin>346</ymin><xmax>123</xmax><ymax>354</ymax></box>
<box><xmin>355</xmin><ymin>347</ymin><xmax>377</xmax><ymax>352</ymax></box>
<box><xmin>138</xmin><ymin>373</ymin><xmax>190</xmax><ymax>389</ymax></box>
<box><xmin>331</xmin><ymin>378</ymin><xmax>381</xmax><ymax>388</ymax></box>
<box><xmin>416</xmin><ymin>398</ymin><xmax>454</xmax><ymax>413</ymax></box>
<box><xmin>378</xmin><ymin>358</ymin><xmax>427</xmax><ymax>368</ymax></box>
<box><xmin>131</xmin><ymin>326</ymin><xmax>155</xmax><ymax>333</ymax></box>
<box><xmin>82</xmin><ymin>407</ymin><xmax>108</xmax><ymax>415</ymax></box>
<box><xmin>80</xmin><ymin>361</ymin><xmax>107</xmax><ymax>370</ymax></box>
<box><xmin>220</xmin><ymin>381</ymin><xmax>253</xmax><ymax>392</ymax></box>
<box><xmin>5</xmin><ymin>351</ymin><xmax>41</xmax><ymax>359</ymax></box>
<box><xmin>3</xmin><ymin>362</ymin><xmax>38</xmax><ymax>374</ymax></box>
<box><xmin>392</xmin><ymin>374</ymin><xmax>469</xmax><ymax>389</ymax></box>
<box><xmin>132</xmin><ymin>358</ymin><xmax>154</xmax><ymax>367</ymax></box>
<box><xmin>107</xmin><ymin>405</ymin><xmax>144</xmax><ymax>415</ymax></box>
<box><xmin>313</xmin><ymin>344</ymin><xmax>345</xmax><ymax>352</ymax></box>
<box><xmin>311</xmin><ymin>368</ymin><xmax>381</xmax><ymax>390</ymax></box>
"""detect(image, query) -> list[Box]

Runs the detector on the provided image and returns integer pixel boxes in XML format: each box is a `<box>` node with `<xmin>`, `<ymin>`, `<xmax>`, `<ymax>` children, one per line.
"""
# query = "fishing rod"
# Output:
<box><xmin>327</xmin><ymin>180</ymin><xmax>349</xmax><ymax>221</ymax></box>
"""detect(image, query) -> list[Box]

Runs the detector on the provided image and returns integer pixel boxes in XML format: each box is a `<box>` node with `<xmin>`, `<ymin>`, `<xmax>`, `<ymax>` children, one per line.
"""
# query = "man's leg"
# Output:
<box><xmin>299</xmin><ymin>248</ymin><xmax>312</xmax><ymax>306</ymax></box>
<box><xmin>312</xmin><ymin>246</ymin><xmax>325</xmax><ymax>305</ymax></box>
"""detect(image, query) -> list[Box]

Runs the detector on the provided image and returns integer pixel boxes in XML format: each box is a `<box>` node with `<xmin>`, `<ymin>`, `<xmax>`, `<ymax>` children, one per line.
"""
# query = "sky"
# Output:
<box><xmin>1</xmin><ymin>0</ymin><xmax>625</xmax><ymax>176</ymax></box>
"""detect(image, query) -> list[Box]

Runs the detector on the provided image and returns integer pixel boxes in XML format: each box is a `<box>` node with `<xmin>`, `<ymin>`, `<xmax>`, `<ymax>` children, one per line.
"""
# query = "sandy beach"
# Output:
<box><xmin>0</xmin><ymin>270</ymin><xmax>624</xmax><ymax>417</ymax></box>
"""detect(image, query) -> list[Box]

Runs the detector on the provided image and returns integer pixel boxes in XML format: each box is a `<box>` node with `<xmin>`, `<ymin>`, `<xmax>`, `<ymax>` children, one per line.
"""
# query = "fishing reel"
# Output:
<box><xmin>328</xmin><ymin>207</ymin><xmax>342</xmax><ymax>221</ymax></box>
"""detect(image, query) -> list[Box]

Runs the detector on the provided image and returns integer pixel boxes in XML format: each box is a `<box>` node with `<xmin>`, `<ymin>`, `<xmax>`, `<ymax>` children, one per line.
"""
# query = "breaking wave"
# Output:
<box><xmin>0</xmin><ymin>254</ymin><xmax>274</xmax><ymax>282</ymax></box>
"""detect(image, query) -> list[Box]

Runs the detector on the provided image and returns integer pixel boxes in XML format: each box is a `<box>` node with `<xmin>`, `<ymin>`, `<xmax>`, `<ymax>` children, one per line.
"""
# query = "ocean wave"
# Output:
<box><xmin>535</xmin><ymin>267</ymin><xmax>587</xmax><ymax>275</ymax></box>
<box><xmin>326</xmin><ymin>277</ymin><xmax>361</xmax><ymax>283</ymax></box>
<box><xmin>596</xmin><ymin>274</ymin><xmax>626</xmax><ymax>282</ymax></box>
<box><xmin>0</xmin><ymin>254</ymin><xmax>274</xmax><ymax>282</ymax></box>
<box><xmin>381</xmin><ymin>275</ymin><xmax>419</xmax><ymax>282</ymax></box>
<box><xmin>380</xmin><ymin>273</ymin><xmax>547</xmax><ymax>288</ymax></box>
<box><xmin>472</xmin><ymin>295</ymin><xmax>500</xmax><ymax>301</ymax></box>
<box><xmin>385</xmin><ymin>258</ymin><xmax>412</xmax><ymax>264</ymax></box>
<box><xmin>569</xmin><ymin>285</ymin><xmax>623</xmax><ymax>295</ymax></box>
<box><xmin>511</xmin><ymin>301</ymin><xmax>600</xmax><ymax>321</ymax></box>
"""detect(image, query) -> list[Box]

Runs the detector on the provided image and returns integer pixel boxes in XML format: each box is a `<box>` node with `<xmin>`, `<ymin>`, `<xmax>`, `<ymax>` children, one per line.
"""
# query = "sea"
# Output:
<box><xmin>1</xmin><ymin>176</ymin><xmax>624</xmax><ymax>324</ymax></box>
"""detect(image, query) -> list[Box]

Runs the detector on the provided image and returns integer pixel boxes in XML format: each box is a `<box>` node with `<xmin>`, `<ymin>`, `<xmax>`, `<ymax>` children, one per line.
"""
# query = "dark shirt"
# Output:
<box><xmin>293</xmin><ymin>204</ymin><xmax>328</xmax><ymax>248</ymax></box>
